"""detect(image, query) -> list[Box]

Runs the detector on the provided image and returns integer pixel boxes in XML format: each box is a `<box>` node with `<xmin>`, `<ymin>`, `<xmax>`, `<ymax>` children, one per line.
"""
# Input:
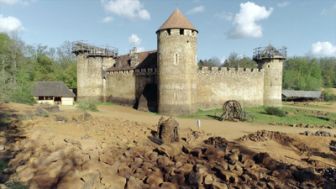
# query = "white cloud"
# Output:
<box><xmin>102</xmin><ymin>0</ymin><xmax>150</xmax><ymax>20</ymax></box>
<box><xmin>128</xmin><ymin>34</ymin><xmax>141</xmax><ymax>46</ymax></box>
<box><xmin>187</xmin><ymin>5</ymin><xmax>205</xmax><ymax>15</ymax></box>
<box><xmin>277</xmin><ymin>1</ymin><xmax>289</xmax><ymax>8</ymax></box>
<box><xmin>0</xmin><ymin>0</ymin><xmax>18</xmax><ymax>5</ymax></box>
<box><xmin>0</xmin><ymin>0</ymin><xmax>35</xmax><ymax>5</ymax></box>
<box><xmin>102</xmin><ymin>16</ymin><xmax>113</xmax><ymax>23</ymax></box>
<box><xmin>0</xmin><ymin>15</ymin><xmax>23</xmax><ymax>34</ymax></box>
<box><xmin>229</xmin><ymin>1</ymin><xmax>273</xmax><ymax>38</ymax></box>
<box><xmin>310</xmin><ymin>41</ymin><xmax>336</xmax><ymax>57</ymax></box>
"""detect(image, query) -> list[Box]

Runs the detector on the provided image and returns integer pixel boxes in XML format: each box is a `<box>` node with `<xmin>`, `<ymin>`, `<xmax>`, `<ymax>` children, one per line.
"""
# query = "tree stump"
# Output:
<box><xmin>157</xmin><ymin>117</ymin><xmax>179</xmax><ymax>144</ymax></box>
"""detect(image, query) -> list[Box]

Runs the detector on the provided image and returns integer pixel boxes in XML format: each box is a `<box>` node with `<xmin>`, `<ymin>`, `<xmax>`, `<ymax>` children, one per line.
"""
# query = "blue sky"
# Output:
<box><xmin>0</xmin><ymin>0</ymin><xmax>335</xmax><ymax>60</ymax></box>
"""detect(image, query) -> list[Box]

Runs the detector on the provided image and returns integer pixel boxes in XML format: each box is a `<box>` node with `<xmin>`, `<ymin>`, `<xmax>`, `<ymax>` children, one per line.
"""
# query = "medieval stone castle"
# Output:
<box><xmin>73</xmin><ymin>9</ymin><xmax>286</xmax><ymax>115</ymax></box>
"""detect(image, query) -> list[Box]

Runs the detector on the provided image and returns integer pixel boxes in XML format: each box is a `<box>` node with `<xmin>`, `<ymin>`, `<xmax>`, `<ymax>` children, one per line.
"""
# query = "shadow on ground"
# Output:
<box><xmin>0</xmin><ymin>103</ymin><xmax>27</xmax><ymax>188</ymax></box>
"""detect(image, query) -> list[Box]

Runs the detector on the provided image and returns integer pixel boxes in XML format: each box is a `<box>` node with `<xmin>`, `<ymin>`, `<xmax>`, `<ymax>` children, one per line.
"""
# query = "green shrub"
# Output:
<box><xmin>9</xmin><ymin>83</ymin><xmax>36</xmax><ymax>105</ymax></box>
<box><xmin>35</xmin><ymin>107</ymin><xmax>49</xmax><ymax>117</ymax></box>
<box><xmin>322</xmin><ymin>90</ymin><xmax>336</xmax><ymax>101</ymax></box>
<box><xmin>6</xmin><ymin>182</ymin><xmax>27</xmax><ymax>189</ymax></box>
<box><xmin>77</xmin><ymin>101</ymin><xmax>98</xmax><ymax>112</ymax></box>
<box><xmin>0</xmin><ymin>160</ymin><xmax>8</xmax><ymax>172</ymax></box>
<box><xmin>264</xmin><ymin>106</ymin><xmax>287</xmax><ymax>117</ymax></box>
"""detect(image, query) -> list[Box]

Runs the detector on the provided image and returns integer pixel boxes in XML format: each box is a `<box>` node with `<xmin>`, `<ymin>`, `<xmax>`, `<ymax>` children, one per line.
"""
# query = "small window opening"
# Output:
<box><xmin>167</xmin><ymin>29</ymin><xmax>171</xmax><ymax>35</ymax></box>
<box><xmin>174</xmin><ymin>53</ymin><xmax>179</xmax><ymax>65</ymax></box>
<box><xmin>180</xmin><ymin>29</ymin><xmax>184</xmax><ymax>35</ymax></box>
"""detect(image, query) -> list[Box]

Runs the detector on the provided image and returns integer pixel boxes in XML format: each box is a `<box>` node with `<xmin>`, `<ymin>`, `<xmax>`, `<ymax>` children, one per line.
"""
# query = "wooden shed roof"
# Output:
<box><xmin>282</xmin><ymin>90</ymin><xmax>321</xmax><ymax>99</ymax></box>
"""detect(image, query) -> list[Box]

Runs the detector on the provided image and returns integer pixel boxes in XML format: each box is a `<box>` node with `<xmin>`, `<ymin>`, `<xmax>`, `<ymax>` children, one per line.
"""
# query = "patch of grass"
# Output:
<box><xmin>76</xmin><ymin>101</ymin><xmax>98</xmax><ymax>112</ymax></box>
<box><xmin>246</xmin><ymin>106</ymin><xmax>335</xmax><ymax>127</ymax></box>
<box><xmin>180</xmin><ymin>108</ymin><xmax>222</xmax><ymax>119</ymax></box>
<box><xmin>323</xmin><ymin>89</ymin><xmax>336</xmax><ymax>101</ymax></box>
<box><xmin>264</xmin><ymin>106</ymin><xmax>286</xmax><ymax>117</ymax></box>
<box><xmin>185</xmin><ymin>106</ymin><xmax>336</xmax><ymax>128</ymax></box>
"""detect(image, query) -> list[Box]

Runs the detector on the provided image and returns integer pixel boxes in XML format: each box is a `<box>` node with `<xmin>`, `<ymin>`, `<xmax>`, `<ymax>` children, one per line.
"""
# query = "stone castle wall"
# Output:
<box><xmin>77</xmin><ymin>55</ymin><xmax>116</xmax><ymax>101</ymax></box>
<box><xmin>105</xmin><ymin>68</ymin><xmax>157</xmax><ymax>106</ymax></box>
<box><xmin>102</xmin><ymin>66</ymin><xmax>265</xmax><ymax>110</ymax></box>
<box><xmin>197</xmin><ymin>67</ymin><xmax>265</xmax><ymax>109</ymax></box>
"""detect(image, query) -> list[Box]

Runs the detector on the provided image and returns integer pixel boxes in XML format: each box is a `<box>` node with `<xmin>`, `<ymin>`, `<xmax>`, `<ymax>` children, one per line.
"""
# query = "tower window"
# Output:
<box><xmin>167</xmin><ymin>29</ymin><xmax>171</xmax><ymax>35</ymax></box>
<box><xmin>174</xmin><ymin>53</ymin><xmax>179</xmax><ymax>65</ymax></box>
<box><xmin>180</xmin><ymin>29</ymin><xmax>184</xmax><ymax>35</ymax></box>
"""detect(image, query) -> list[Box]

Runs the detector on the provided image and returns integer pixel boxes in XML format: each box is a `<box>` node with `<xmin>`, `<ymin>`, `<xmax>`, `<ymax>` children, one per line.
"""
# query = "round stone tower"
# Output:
<box><xmin>253</xmin><ymin>45</ymin><xmax>286</xmax><ymax>107</ymax></box>
<box><xmin>157</xmin><ymin>9</ymin><xmax>198</xmax><ymax>115</ymax></box>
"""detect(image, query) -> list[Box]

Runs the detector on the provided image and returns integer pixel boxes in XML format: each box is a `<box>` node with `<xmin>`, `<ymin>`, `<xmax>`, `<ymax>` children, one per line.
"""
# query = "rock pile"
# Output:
<box><xmin>300</xmin><ymin>130</ymin><xmax>336</xmax><ymax>138</ymax></box>
<box><xmin>238</xmin><ymin>130</ymin><xmax>294</xmax><ymax>144</ymax></box>
<box><xmin>113</xmin><ymin>136</ymin><xmax>335</xmax><ymax>188</ymax></box>
<box><xmin>287</xmin><ymin>123</ymin><xmax>333</xmax><ymax>129</ymax></box>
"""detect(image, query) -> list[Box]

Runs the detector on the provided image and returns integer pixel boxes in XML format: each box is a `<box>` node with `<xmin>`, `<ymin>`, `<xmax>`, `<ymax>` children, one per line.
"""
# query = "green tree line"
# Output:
<box><xmin>199</xmin><ymin>53</ymin><xmax>336</xmax><ymax>91</ymax></box>
<box><xmin>0</xmin><ymin>33</ymin><xmax>76</xmax><ymax>104</ymax></box>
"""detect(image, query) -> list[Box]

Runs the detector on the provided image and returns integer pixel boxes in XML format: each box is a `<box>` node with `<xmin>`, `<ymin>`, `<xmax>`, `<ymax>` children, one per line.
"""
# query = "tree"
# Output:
<box><xmin>198</xmin><ymin>57</ymin><xmax>222</xmax><ymax>67</ymax></box>
<box><xmin>283</xmin><ymin>57</ymin><xmax>322</xmax><ymax>90</ymax></box>
<box><xmin>223</xmin><ymin>53</ymin><xmax>257</xmax><ymax>69</ymax></box>
<box><xmin>319</xmin><ymin>58</ymin><xmax>336</xmax><ymax>88</ymax></box>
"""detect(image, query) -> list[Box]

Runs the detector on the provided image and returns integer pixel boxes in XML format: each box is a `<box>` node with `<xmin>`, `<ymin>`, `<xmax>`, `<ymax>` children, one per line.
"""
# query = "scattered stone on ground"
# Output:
<box><xmin>54</xmin><ymin>115</ymin><xmax>68</xmax><ymax>123</ymax></box>
<box><xmin>113</xmin><ymin>136</ymin><xmax>335</xmax><ymax>189</ymax></box>
<box><xmin>300</xmin><ymin>130</ymin><xmax>335</xmax><ymax>137</ymax></box>
<box><xmin>330</xmin><ymin>140</ymin><xmax>336</xmax><ymax>152</ymax></box>
<box><xmin>1</xmin><ymin>103</ymin><xmax>336</xmax><ymax>189</ymax></box>
<box><xmin>287</xmin><ymin>123</ymin><xmax>333</xmax><ymax>129</ymax></box>
<box><xmin>38</xmin><ymin>104</ymin><xmax>60</xmax><ymax>113</ymax></box>
<box><xmin>239</xmin><ymin>130</ymin><xmax>295</xmax><ymax>143</ymax></box>
<box><xmin>72</xmin><ymin>112</ymin><xmax>92</xmax><ymax>122</ymax></box>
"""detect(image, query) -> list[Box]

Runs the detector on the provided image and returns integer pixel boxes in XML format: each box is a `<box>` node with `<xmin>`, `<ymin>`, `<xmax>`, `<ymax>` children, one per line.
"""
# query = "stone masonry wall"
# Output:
<box><xmin>105</xmin><ymin>68</ymin><xmax>157</xmax><ymax>107</ymax></box>
<box><xmin>157</xmin><ymin>29</ymin><xmax>198</xmax><ymax>115</ymax></box>
<box><xmin>197</xmin><ymin>67</ymin><xmax>265</xmax><ymax>109</ymax></box>
<box><xmin>77</xmin><ymin>55</ymin><xmax>115</xmax><ymax>101</ymax></box>
<box><xmin>261</xmin><ymin>59</ymin><xmax>283</xmax><ymax>106</ymax></box>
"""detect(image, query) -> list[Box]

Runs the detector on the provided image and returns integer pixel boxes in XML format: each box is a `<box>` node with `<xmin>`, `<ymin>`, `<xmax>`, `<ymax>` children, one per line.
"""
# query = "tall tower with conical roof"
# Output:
<box><xmin>157</xmin><ymin>9</ymin><xmax>198</xmax><ymax>115</ymax></box>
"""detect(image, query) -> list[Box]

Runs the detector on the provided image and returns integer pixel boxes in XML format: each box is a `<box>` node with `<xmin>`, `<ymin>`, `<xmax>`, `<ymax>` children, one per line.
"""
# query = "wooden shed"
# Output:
<box><xmin>282</xmin><ymin>90</ymin><xmax>321</xmax><ymax>101</ymax></box>
<box><xmin>32</xmin><ymin>81</ymin><xmax>75</xmax><ymax>105</ymax></box>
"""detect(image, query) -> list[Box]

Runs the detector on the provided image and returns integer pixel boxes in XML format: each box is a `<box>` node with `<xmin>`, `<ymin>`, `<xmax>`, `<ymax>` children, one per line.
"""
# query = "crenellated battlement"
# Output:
<box><xmin>198</xmin><ymin>66</ymin><xmax>264</xmax><ymax>76</ymax></box>
<box><xmin>106</xmin><ymin>68</ymin><xmax>157</xmax><ymax>76</ymax></box>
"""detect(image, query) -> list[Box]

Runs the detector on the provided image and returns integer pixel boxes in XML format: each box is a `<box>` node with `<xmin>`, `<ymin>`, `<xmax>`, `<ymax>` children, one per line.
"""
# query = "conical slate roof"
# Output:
<box><xmin>157</xmin><ymin>9</ymin><xmax>197</xmax><ymax>32</ymax></box>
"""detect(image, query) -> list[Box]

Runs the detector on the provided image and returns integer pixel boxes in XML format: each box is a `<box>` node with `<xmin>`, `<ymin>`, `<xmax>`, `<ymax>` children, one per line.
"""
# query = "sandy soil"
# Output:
<box><xmin>0</xmin><ymin>103</ymin><xmax>335</xmax><ymax>188</ymax></box>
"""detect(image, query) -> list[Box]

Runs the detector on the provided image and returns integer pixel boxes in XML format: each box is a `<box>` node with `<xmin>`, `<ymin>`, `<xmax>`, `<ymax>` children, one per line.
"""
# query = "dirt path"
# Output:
<box><xmin>96</xmin><ymin>104</ymin><xmax>336</xmax><ymax>140</ymax></box>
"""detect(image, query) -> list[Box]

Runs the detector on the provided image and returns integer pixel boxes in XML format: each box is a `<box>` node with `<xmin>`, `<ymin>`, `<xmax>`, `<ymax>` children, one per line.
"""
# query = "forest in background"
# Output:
<box><xmin>0</xmin><ymin>33</ymin><xmax>76</xmax><ymax>104</ymax></box>
<box><xmin>199</xmin><ymin>53</ymin><xmax>336</xmax><ymax>91</ymax></box>
<box><xmin>0</xmin><ymin>33</ymin><xmax>335</xmax><ymax>104</ymax></box>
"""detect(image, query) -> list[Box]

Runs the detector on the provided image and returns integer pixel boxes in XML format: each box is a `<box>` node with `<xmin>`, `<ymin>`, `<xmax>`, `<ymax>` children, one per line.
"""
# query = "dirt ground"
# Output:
<box><xmin>0</xmin><ymin>103</ymin><xmax>335</xmax><ymax>188</ymax></box>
